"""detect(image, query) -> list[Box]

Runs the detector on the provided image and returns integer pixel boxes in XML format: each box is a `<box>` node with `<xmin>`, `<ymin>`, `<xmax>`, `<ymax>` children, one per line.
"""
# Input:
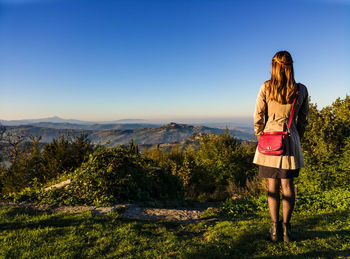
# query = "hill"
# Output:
<box><xmin>0</xmin><ymin>116</ymin><xmax>148</xmax><ymax>126</ymax></box>
<box><xmin>3</xmin><ymin>122</ymin><xmax>255</xmax><ymax>147</ymax></box>
<box><xmin>23</xmin><ymin>122</ymin><xmax>160</xmax><ymax>131</ymax></box>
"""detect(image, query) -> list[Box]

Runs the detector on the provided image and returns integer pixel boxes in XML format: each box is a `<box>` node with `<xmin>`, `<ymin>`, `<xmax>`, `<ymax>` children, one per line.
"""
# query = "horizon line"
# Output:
<box><xmin>0</xmin><ymin>115</ymin><xmax>253</xmax><ymax>122</ymax></box>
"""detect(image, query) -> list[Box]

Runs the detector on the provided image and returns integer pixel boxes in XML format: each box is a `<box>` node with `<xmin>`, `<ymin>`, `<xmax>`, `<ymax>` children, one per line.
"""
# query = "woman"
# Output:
<box><xmin>253</xmin><ymin>50</ymin><xmax>309</xmax><ymax>242</ymax></box>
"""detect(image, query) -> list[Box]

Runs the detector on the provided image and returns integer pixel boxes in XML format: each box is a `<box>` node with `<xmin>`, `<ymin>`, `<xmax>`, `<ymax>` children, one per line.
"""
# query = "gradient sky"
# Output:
<box><xmin>0</xmin><ymin>0</ymin><xmax>349</xmax><ymax>123</ymax></box>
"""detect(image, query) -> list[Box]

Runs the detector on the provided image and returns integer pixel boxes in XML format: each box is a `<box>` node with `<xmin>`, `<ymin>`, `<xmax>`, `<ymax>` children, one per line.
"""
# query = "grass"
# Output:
<box><xmin>0</xmin><ymin>206</ymin><xmax>349</xmax><ymax>258</ymax></box>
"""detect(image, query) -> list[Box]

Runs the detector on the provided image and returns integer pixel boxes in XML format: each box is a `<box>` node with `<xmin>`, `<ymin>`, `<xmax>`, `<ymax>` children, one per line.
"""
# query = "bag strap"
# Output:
<box><xmin>287</xmin><ymin>83</ymin><xmax>300</xmax><ymax>129</ymax></box>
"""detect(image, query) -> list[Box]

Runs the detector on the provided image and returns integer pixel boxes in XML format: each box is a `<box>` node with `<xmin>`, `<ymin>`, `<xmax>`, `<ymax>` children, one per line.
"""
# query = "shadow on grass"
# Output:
<box><xmin>1</xmin><ymin>206</ymin><xmax>348</xmax><ymax>258</ymax></box>
<box><xmin>116</xmin><ymin>215</ymin><xmax>268</xmax><ymax>258</ymax></box>
<box><xmin>292</xmin><ymin>210</ymin><xmax>350</xmax><ymax>241</ymax></box>
<box><xmin>180</xmin><ymin>210</ymin><xmax>350</xmax><ymax>258</ymax></box>
<box><xmin>0</xmin><ymin>206</ymin><xmax>108</xmax><ymax>232</ymax></box>
<box><xmin>259</xmin><ymin>249</ymin><xmax>350</xmax><ymax>259</ymax></box>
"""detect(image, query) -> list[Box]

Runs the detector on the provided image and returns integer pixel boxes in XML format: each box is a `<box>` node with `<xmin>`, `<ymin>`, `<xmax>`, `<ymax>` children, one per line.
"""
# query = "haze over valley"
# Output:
<box><xmin>1</xmin><ymin>116</ymin><xmax>255</xmax><ymax>150</ymax></box>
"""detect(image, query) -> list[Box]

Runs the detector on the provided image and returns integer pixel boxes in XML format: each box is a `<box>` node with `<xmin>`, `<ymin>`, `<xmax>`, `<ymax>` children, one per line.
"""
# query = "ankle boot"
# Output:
<box><xmin>269</xmin><ymin>221</ymin><xmax>281</xmax><ymax>242</ymax></box>
<box><xmin>282</xmin><ymin>222</ymin><xmax>292</xmax><ymax>242</ymax></box>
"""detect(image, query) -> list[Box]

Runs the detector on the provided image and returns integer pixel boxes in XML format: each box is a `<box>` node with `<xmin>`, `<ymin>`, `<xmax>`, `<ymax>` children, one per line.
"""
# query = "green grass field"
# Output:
<box><xmin>0</xmin><ymin>206</ymin><xmax>349</xmax><ymax>258</ymax></box>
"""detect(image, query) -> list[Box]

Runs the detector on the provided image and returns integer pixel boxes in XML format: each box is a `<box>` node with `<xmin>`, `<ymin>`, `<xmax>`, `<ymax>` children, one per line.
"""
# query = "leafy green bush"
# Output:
<box><xmin>220</xmin><ymin>187</ymin><xmax>349</xmax><ymax>219</ymax></box>
<box><xmin>297</xmin><ymin>96</ymin><xmax>350</xmax><ymax>193</ymax></box>
<box><xmin>0</xmin><ymin>133</ymin><xmax>94</xmax><ymax>196</ymax></box>
<box><xmin>220</xmin><ymin>195</ymin><xmax>268</xmax><ymax>219</ymax></box>
<box><xmin>295</xmin><ymin>187</ymin><xmax>350</xmax><ymax>212</ymax></box>
<box><xmin>220</xmin><ymin>198</ymin><xmax>258</xmax><ymax>219</ymax></box>
<box><xmin>41</xmin><ymin>133</ymin><xmax>94</xmax><ymax>181</ymax></box>
<box><xmin>142</xmin><ymin>130</ymin><xmax>259</xmax><ymax>202</ymax></box>
<box><xmin>5</xmin><ymin>187</ymin><xmax>41</xmax><ymax>204</ymax></box>
<box><xmin>0</xmin><ymin>135</ymin><xmax>44</xmax><ymax>194</ymax></box>
<box><xmin>17</xmin><ymin>146</ymin><xmax>185</xmax><ymax>206</ymax></box>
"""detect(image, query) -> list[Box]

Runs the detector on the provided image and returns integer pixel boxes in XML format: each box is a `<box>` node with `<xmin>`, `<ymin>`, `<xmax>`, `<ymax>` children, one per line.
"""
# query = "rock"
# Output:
<box><xmin>44</xmin><ymin>179</ymin><xmax>71</xmax><ymax>191</ymax></box>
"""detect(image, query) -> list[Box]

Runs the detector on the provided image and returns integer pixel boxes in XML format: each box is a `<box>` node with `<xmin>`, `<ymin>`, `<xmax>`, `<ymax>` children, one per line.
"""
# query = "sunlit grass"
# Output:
<box><xmin>0</xmin><ymin>206</ymin><xmax>349</xmax><ymax>258</ymax></box>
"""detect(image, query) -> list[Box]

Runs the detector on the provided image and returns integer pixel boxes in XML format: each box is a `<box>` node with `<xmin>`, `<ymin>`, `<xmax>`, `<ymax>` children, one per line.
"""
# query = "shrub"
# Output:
<box><xmin>0</xmin><ymin>133</ymin><xmax>94</xmax><ymax>197</ymax></box>
<box><xmin>143</xmin><ymin>130</ymin><xmax>259</xmax><ymax>202</ymax></box>
<box><xmin>295</xmin><ymin>187</ymin><xmax>350</xmax><ymax>212</ymax></box>
<box><xmin>181</xmin><ymin>130</ymin><xmax>258</xmax><ymax>201</ymax></box>
<box><xmin>41</xmin><ymin>133</ymin><xmax>94</xmax><ymax>181</ymax></box>
<box><xmin>50</xmin><ymin>146</ymin><xmax>184</xmax><ymax>206</ymax></box>
<box><xmin>297</xmin><ymin>96</ymin><xmax>350</xmax><ymax>194</ymax></box>
<box><xmin>220</xmin><ymin>195</ymin><xmax>268</xmax><ymax>219</ymax></box>
<box><xmin>220</xmin><ymin>187</ymin><xmax>349</xmax><ymax>219</ymax></box>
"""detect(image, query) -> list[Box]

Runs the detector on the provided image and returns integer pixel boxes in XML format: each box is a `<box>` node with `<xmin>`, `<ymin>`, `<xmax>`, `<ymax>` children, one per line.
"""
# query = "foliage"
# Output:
<box><xmin>193</xmin><ymin>131</ymin><xmax>255</xmax><ymax>186</ymax></box>
<box><xmin>220</xmin><ymin>195</ymin><xmax>267</xmax><ymax>219</ymax></box>
<box><xmin>0</xmin><ymin>133</ymin><xmax>94</xmax><ymax>196</ymax></box>
<box><xmin>1</xmin><ymin>96</ymin><xmax>350</xmax><ymax>205</ymax></box>
<box><xmin>295</xmin><ymin>187</ymin><xmax>350</xmax><ymax>212</ymax></box>
<box><xmin>143</xmin><ymin>129</ymin><xmax>259</xmax><ymax>202</ymax></box>
<box><xmin>220</xmin><ymin>187</ymin><xmax>350</xmax><ymax>219</ymax></box>
<box><xmin>65</xmin><ymin>146</ymin><xmax>185</xmax><ymax>206</ymax></box>
<box><xmin>183</xmin><ymin>130</ymin><xmax>258</xmax><ymax>201</ymax></box>
<box><xmin>0</xmin><ymin>135</ymin><xmax>44</xmax><ymax>194</ymax></box>
<box><xmin>2</xmin><ymin>130</ymin><xmax>258</xmax><ymax>204</ymax></box>
<box><xmin>9</xmin><ymin>144</ymin><xmax>186</xmax><ymax>206</ymax></box>
<box><xmin>41</xmin><ymin>133</ymin><xmax>94</xmax><ymax>180</ymax></box>
<box><xmin>297</xmin><ymin>95</ymin><xmax>350</xmax><ymax>193</ymax></box>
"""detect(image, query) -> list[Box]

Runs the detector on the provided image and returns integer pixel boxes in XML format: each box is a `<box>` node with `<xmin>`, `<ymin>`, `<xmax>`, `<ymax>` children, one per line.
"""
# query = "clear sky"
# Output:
<box><xmin>0</xmin><ymin>0</ymin><xmax>349</xmax><ymax>123</ymax></box>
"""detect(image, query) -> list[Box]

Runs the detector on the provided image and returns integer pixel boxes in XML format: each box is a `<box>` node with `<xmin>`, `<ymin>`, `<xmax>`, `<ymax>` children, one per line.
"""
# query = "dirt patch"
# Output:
<box><xmin>0</xmin><ymin>201</ymin><xmax>220</xmax><ymax>222</ymax></box>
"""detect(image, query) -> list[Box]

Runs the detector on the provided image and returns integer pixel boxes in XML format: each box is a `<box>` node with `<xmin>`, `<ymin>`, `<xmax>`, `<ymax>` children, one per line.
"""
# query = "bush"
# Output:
<box><xmin>0</xmin><ymin>133</ymin><xmax>94</xmax><ymax>197</ymax></box>
<box><xmin>220</xmin><ymin>187</ymin><xmax>349</xmax><ymax>219</ymax></box>
<box><xmin>41</xmin><ymin>133</ymin><xmax>94</xmax><ymax>181</ymax></box>
<box><xmin>39</xmin><ymin>146</ymin><xmax>185</xmax><ymax>206</ymax></box>
<box><xmin>182</xmin><ymin>131</ymin><xmax>258</xmax><ymax>201</ymax></box>
<box><xmin>295</xmin><ymin>187</ymin><xmax>350</xmax><ymax>212</ymax></box>
<box><xmin>143</xmin><ymin>130</ymin><xmax>259</xmax><ymax>202</ymax></box>
<box><xmin>297</xmin><ymin>96</ymin><xmax>350</xmax><ymax>194</ymax></box>
<box><xmin>0</xmin><ymin>135</ymin><xmax>44</xmax><ymax>194</ymax></box>
<box><xmin>219</xmin><ymin>195</ymin><xmax>268</xmax><ymax>219</ymax></box>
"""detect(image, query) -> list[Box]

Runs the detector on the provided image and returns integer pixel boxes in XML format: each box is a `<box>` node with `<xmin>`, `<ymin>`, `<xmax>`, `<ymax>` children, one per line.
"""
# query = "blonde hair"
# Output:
<box><xmin>266</xmin><ymin>51</ymin><xmax>296</xmax><ymax>104</ymax></box>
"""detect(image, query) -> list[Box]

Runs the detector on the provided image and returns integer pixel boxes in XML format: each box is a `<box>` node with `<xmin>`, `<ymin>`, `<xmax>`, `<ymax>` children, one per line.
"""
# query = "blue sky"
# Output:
<box><xmin>0</xmin><ymin>0</ymin><xmax>349</xmax><ymax>123</ymax></box>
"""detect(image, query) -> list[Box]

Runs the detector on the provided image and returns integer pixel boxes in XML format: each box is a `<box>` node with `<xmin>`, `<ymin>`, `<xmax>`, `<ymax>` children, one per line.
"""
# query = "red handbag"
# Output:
<box><xmin>258</xmin><ymin>85</ymin><xmax>299</xmax><ymax>156</ymax></box>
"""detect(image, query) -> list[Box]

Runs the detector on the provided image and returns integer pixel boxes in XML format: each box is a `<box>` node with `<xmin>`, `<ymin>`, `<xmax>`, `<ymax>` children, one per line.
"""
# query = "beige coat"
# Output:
<box><xmin>253</xmin><ymin>82</ymin><xmax>309</xmax><ymax>169</ymax></box>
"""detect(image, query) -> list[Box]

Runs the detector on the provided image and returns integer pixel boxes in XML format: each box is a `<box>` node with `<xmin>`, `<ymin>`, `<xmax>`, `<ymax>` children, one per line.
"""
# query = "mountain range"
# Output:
<box><xmin>2</xmin><ymin>121</ymin><xmax>255</xmax><ymax>148</ymax></box>
<box><xmin>0</xmin><ymin>116</ymin><xmax>147</xmax><ymax>126</ymax></box>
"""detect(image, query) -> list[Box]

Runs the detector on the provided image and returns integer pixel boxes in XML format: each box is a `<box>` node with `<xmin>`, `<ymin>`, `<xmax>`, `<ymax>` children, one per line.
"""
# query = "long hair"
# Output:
<box><xmin>266</xmin><ymin>51</ymin><xmax>296</xmax><ymax>104</ymax></box>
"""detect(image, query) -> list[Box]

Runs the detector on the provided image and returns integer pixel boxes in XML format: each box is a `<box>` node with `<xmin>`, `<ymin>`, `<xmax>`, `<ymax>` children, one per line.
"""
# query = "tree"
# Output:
<box><xmin>297</xmin><ymin>95</ymin><xmax>350</xmax><ymax>193</ymax></box>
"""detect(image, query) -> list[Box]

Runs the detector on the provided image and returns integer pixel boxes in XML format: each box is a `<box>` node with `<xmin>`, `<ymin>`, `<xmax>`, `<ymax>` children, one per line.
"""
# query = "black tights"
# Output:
<box><xmin>267</xmin><ymin>178</ymin><xmax>295</xmax><ymax>223</ymax></box>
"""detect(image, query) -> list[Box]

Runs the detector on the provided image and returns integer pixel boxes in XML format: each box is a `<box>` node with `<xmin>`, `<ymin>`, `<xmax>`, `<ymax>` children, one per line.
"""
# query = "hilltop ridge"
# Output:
<box><xmin>3</xmin><ymin>122</ymin><xmax>255</xmax><ymax>148</ymax></box>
